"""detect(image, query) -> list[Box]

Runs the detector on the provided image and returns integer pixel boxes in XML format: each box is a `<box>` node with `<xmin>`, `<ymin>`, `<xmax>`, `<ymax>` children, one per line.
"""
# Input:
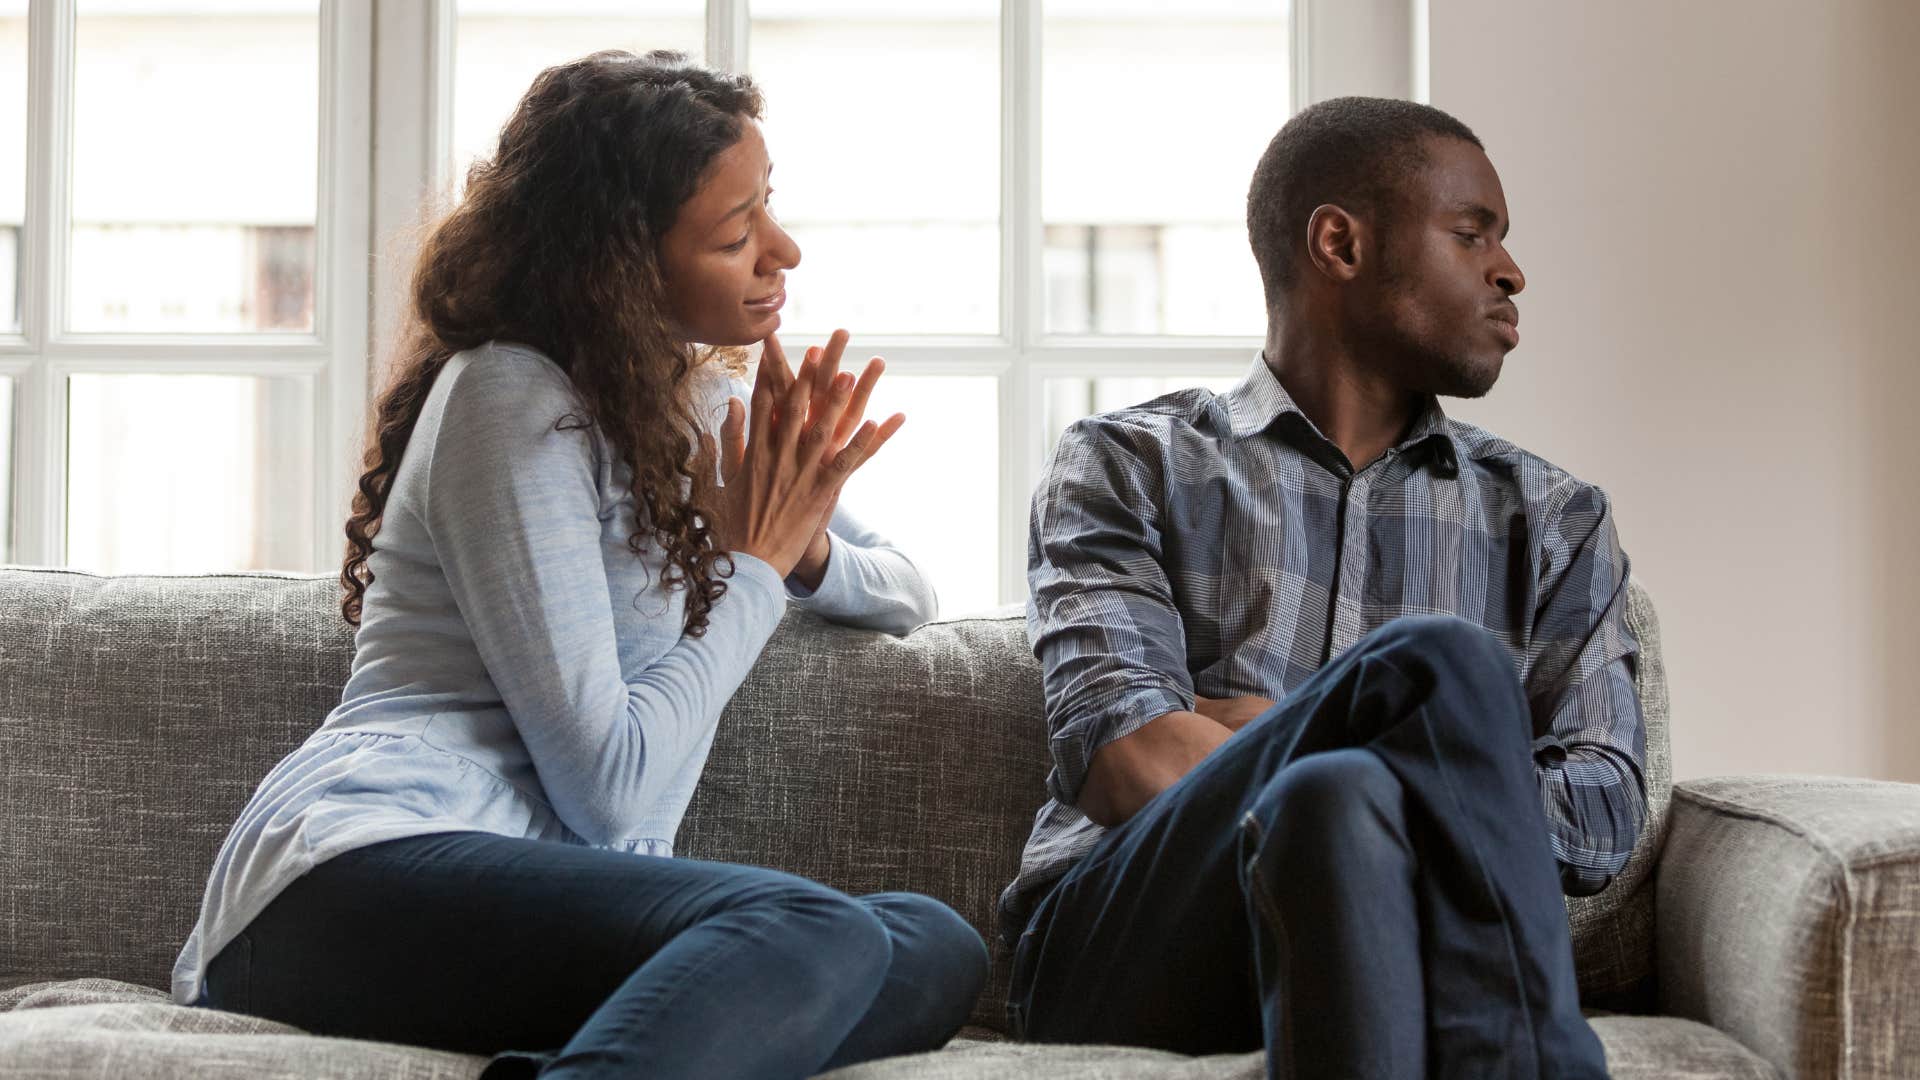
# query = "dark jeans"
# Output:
<box><xmin>1007</xmin><ymin>616</ymin><xmax>1609</xmax><ymax>1080</ymax></box>
<box><xmin>203</xmin><ymin>831</ymin><xmax>987</xmax><ymax>1080</ymax></box>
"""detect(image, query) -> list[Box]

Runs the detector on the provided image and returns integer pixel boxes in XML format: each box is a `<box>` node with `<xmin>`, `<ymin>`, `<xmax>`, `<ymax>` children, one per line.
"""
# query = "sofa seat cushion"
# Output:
<box><xmin>0</xmin><ymin>979</ymin><xmax>483</xmax><ymax>1079</ymax></box>
<box><xmin>1588</xmin><ymin>1015</ymin><xmax>1780</xmax><ymax>1079</ymax></box>
<box><xmin>2</xmin><ymin>980</ymin><xmax>1777</xmax><ymax>1080</ymax></box>
<box><xmin>818</xmin><ymin>1018</ymin><xmax>1778</xmax><ymax>1080</ymax></box>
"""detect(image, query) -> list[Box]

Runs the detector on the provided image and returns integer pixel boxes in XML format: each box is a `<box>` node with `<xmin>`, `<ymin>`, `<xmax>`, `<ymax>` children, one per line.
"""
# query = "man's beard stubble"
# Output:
<box><xmin>1362</xmin><ymin>255</ymin><xmax>1503</xmax><ymax>400</ymax></box>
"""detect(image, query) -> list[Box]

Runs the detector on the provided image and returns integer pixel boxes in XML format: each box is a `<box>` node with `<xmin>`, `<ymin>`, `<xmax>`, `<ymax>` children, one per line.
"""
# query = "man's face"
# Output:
<box><xmin>1354</xmin><ymin>136</ymin><xmax>1526</xmax><ymax>399</ymax></box>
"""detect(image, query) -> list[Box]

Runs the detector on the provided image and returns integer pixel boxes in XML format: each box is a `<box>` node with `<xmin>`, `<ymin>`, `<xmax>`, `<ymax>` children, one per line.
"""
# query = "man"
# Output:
<box><xmin>1001</xmin><ymin>97</ymin><xmax>1645</xmax><ymax>1079</ymax></box>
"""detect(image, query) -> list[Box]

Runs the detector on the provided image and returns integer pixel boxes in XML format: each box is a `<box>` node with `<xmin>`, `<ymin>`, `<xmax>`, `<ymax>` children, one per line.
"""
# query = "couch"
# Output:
<box><xmin>1</xmin><ymin>567</ymin><xmax>1915</xmax><ymax>1078</ymax></box>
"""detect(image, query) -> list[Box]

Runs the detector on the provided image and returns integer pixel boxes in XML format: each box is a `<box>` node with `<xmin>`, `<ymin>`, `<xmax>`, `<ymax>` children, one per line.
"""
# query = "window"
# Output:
<box><xmin>451</xmin><ymin>0</ymin><xmax>704</xmax><ymax>194</ymax></box>
<box><xmin>68</xmin><ymin>1</ymin><xmax>321</xmax><ymax>333</ymax></box>
<box><xmin>1043</xmin><ymin>374</ymin><xmax>1245</xmax><ymax>449</ymax></box>
<box><xmin>749</xmin><ymin>0</ymin><xmax>1000</xmax><ymax>337</ymax></box>
<box><xmin>1041</xmin><ymin>1</ymin><xmax>1288</xmax><ymax>338</ymax></box>
<box><xmin>67</xmin><ymin>373</ymin><xmax>314</xmax><ymax>573</ymax></box>
<box><xmin>7</xmin><ymin>1</ymin><xmax>1407</xmax><ymax>606</ymax></box>
<box><xmin>391</xmin><ymin>0</ymin><xmax>1307</xmax><ymax>615</ymax></box>
<box><xmin>3</xmin><ymin>0</ymin><xmax>370</xmax><ymax>573</ymax></box>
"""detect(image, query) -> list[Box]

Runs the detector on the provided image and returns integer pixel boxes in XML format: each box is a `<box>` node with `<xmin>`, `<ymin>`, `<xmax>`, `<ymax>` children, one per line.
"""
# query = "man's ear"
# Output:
<box><xmin>1304</xmin><ymin>204</ymin><xmax>1366</xmax><ymax>283</ymax></box>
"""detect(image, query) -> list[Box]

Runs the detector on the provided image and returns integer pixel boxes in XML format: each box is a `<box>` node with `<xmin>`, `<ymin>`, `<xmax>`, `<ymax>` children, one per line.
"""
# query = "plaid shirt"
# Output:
<box><xmin>1002</xmin><ymin>352</ymin><xmax>1647</xmax><ymax>939</ymax></box>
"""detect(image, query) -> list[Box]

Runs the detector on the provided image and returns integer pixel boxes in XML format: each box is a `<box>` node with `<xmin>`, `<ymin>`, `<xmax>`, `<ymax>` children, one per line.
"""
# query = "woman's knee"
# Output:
<box><xmin>861</xmin><ymin>893</ymin><xmax>988</xmax><ymax>1004</ymax></box>
<box><xmin>717</xmin><ymin>877</ymin><xmax>895</xmax><ymax>987</ymax></box>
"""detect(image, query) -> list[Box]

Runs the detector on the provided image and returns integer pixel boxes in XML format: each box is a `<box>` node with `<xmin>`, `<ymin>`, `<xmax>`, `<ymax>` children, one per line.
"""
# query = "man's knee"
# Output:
<box><xmin>1367</xmin><ymin>615</ymin><xmax>1526</xmax><ymax>718</ymax></box>
<box><xmin>1372</xmin><ymin>614</ymin><xmax>1508</xmax><ymax>671</ymax></box>
<box><xmin>1253</xmin><ymin>750</ymin><xmax>1410</xmax><ymax>870</ymax></box>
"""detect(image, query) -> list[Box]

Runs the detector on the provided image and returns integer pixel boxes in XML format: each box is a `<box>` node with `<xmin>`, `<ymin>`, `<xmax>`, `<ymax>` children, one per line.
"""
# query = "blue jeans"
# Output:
<box><xmin>203</xmin><ymin>832</ymin><xmax>987</xmax><ymax>1079</ymax></box>
<box><xmin>1008</xmin><ymin>616</ymin><xmax>1609</xmax><ymax>1079</ymax></box>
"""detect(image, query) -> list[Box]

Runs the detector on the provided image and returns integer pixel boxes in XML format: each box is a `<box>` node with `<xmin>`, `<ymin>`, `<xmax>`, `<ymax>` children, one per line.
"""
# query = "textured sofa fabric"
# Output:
<box><xmin>689</xmin><ymin>577</ymin><xmax>1677</xmax><ymax>1024</ymax></box>
<box><xmin>0</xmin><ymin>565</ymin><xmax>1902</xmax><ymax>1078</ymax></box>
<box><xmin>0</xmin><ymin>569</ymin><xmax>1671</xmax><ymax>1028</ymax></box>
<box><xmin>0</xmin><ymin>980</ymin><xmax>483</xmax><ymax>1080</ymax></box>
<box><xmin>1657</xmin><ymin>776</ymin><xmax>1920</xmax><ymax>1079</ymax></box>
<box><xmin>0</xmin><ymin>981</ymin><xmax>1779</xmax><ymax>1080</ymax></box>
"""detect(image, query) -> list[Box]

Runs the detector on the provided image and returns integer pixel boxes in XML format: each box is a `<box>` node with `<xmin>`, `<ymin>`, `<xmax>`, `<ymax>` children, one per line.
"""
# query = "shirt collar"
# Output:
<box><xmin>1221</xmin><ymin>350</ymin><xmax>1460</xmax><ymax>475</ymax></box>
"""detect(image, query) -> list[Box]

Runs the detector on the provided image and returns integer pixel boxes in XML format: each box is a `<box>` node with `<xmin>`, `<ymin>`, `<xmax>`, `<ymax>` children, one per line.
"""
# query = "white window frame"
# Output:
<box><xmin>369</xmin><ymin>0</ymin><xmax>1419</xmax><ymax>607</ymax></box>
<box><xmin>3</xmin><ymin>0</ymin><xmax>371</xmax><ymax>571</ymax></box>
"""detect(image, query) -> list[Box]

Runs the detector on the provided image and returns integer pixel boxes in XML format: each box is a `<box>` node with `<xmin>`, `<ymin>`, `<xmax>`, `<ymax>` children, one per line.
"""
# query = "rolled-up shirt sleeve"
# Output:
<box><xmin>1028</xmin><ymin>418</ymin><xmax>1194</xmax><ymax>809</ymax></box>
<box><xmin>1525</xmin><ymin>480</ymin><xmax>1649</xmax><ymax>897</ymax></box>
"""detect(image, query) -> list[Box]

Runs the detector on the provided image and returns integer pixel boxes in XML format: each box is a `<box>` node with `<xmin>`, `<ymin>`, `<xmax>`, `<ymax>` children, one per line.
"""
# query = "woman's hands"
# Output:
<box><xmin>706</xmin><ymin>330</ymin><xmax>904</xmax><ymax>580</ymax></box>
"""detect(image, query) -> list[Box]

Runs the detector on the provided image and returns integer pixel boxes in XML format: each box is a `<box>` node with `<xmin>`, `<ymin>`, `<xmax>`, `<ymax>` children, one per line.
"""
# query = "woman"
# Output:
<box><xmin>172</xmin><ymin>50</ymin><xmax>986</xmax><ymax>1079</ymax></box>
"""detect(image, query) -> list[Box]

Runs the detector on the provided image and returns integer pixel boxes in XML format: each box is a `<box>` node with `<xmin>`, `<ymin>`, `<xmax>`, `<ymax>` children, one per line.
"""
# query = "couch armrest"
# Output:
<box><xmin>1655</xmin><ymin>775</ymin><xmax>1920</xmax><ymax>1079</ymax></box>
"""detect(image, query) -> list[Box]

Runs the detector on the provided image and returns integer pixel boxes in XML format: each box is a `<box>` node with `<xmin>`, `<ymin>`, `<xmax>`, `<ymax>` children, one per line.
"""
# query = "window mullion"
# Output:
<box><xmin>1001</xmin><ymin>0</ymin><xmax>1038</xmax><ymax>353</ymax></box>
<box><xmin>1291</xmin><ymin>0</ymin><xmax>1311</xmax><ymax>111</ymax></box>
<box><xmin>371</xmin><ymin>0</ymin><xmax>450</xmax><ymax>361</ymax></box>
<box><xmin>319</xmin><ymin>0</ymin><xmax>374</xmax><ymax>577</ymax></box>
<box><xmin>707</xmin><ymin>0</ymin><xmax>748</xmax><ymax>73</ymax></box>
<box><xmin>998</xmin><ymin>0</ymin><xmax>1041</xmax><ymax>605</ymax></box>
<box><xmin>14</xmin><ymin>0</ymin><xmax>75</xmax><ymax>565</ymax></box>
<box><xmin>29</xmin><ymin>0</ymin><xmax>72</xmax><ymax>350</ymax></box>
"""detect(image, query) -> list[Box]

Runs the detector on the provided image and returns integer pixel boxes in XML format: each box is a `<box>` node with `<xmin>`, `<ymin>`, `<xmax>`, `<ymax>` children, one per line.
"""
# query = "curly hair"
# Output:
<box><xmin>341</xmin><ymin>50</ymin><xmax>764</xmax><ymax>637</ymax></box>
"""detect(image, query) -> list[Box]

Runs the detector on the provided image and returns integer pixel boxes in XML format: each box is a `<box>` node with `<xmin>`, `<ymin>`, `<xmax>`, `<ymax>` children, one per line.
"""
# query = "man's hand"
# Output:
<box><xmin>1194</xmin><ymin>695</ymin><xmax>1277</xmax><ymax>732</ymax></box>
<box><xmin>1079</xmin><ymin>710</ymin><xmax>1233</xmax><ymax>827</ymax></box>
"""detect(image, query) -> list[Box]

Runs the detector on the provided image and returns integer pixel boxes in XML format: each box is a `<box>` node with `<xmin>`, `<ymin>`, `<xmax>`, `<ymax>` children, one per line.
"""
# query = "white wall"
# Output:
<box><xmin>1429</xmin><ymin>0</ymin><xmax>1920</xmax><ymax>782</ymax></box>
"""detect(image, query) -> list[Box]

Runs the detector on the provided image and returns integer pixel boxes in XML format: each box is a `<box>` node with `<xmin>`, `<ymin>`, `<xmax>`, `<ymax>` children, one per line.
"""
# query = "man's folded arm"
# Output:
<box><xmin>1526</xmin><ymin>481</ymin><xmax>1650</xmax><ymax>897</ymax></box>
<box><xmin>1029</xmin><ymin>419</ymin><xmax>1227</xmax><ymax>827</ymax></box>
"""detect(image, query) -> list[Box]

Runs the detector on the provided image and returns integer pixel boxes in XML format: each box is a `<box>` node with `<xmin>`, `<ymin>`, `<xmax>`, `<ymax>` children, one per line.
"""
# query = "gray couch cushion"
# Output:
<box><xmin>1590</xmin><ymin>1016</ymin><xmax>1779</xmax><ymax>1080</ymax></box>
<box><xmin>0</xmin><ymin>571</ymin><xmax>357</xmax><ymax>999</ymax></box>
<box><xmin>0</xmin><ymin>981</ymin><xmax>1780</xmax><ymax>1080</ymax></box>
<box><xmin>0</xmin><ymin>568</ymin><xmax>1673</xmax><ymax>1036</ymax></box>
<box><xmin>821</xmin><ymin>1017</ymin><xmax>1777</xmax><ymax>1080</ymax></box>
<box><xmin>0</xmin><ymin>980</ymin><xmax>483</xmax><ymax>1079</ymax></box>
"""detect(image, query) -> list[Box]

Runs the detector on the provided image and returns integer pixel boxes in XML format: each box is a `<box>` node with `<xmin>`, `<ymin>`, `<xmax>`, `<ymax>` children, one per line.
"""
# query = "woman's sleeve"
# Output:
<box><xmin>783</xmin><ymin>502</ymin><xmax>939</xmax><ymax>635</ymax></box>
<box><xmin>423</xmin><ymin>357</ymin><xmax>788</xmax><ymax>847</ymax></box>
<box><xmin>712</xmin><ymin>368</ymin><xmax>939</xmax><ymax>634</ymax></box>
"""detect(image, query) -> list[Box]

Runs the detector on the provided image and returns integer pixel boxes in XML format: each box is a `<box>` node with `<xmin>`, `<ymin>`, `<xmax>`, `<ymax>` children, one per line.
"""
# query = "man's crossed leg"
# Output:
<box><xmin>1008</xmin><ymin>616</ymin><xmax>1608</xmax><ymax>1080</ymax></box>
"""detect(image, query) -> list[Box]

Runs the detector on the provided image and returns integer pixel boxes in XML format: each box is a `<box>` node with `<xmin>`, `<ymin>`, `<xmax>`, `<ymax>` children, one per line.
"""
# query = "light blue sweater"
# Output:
<box><xmin>172</xmin><ymin>342</ymin><xmax>936</xmax><ymax>1005</ymax></box>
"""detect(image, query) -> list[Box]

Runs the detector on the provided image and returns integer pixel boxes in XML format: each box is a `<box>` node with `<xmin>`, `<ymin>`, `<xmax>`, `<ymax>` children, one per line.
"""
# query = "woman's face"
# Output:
<box><xmin>659</xmin><ymin>120</ymin><xmax>800</xmax><ymax>346</ymax></box>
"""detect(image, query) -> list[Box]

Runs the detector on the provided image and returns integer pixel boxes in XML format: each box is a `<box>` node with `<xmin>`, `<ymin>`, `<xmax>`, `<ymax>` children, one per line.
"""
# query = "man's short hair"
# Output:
<box><xmin>1247</xmin><ymin>96</ymin><xmax>1483</xmax><ymax>301</ymax></box>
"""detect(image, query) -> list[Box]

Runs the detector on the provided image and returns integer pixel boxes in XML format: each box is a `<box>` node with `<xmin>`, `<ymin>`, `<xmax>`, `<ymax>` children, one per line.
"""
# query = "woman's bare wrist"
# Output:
<box><xmin>789</xmin><ymin>531</ymin><xmax>830</xmax><ymax>590</ymax></box>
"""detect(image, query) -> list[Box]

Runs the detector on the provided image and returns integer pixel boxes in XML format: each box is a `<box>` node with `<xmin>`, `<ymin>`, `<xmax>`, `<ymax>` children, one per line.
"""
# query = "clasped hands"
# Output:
<box><xmin>703</xmin><ymin>329</ymin><xmax>905</xmax><ymax>583</ymax></box>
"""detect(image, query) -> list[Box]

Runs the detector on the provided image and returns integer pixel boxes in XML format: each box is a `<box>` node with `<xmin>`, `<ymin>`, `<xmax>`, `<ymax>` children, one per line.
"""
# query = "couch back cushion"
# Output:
<box><xmin>0</xmin><ymin>568</ymin><xmax>1672</xmax><ymax>1029</ymax></box>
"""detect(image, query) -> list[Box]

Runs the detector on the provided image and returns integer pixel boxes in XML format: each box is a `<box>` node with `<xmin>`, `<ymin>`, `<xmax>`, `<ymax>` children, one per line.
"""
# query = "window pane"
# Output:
<box><xmin>1044</xmin><ymin>373</ymin><xmax>1243</xmax><ymax>451</ymax></box>
<box><xmin>751</xmin><ymin>0</ymin><xmax>998</xmax><ymax>336</ymax></box>
<box><xmin>69</xmin><ymin>3</ymin><xmax>320</xmax><ymax>333</ymax></box>
<box><xmin>67</xmin><ymin>374</ymin><xmax>313</xmax><ymax>574</ymax></box>
<box><xmin>1043</xmin><ymin>0</ymin><xmax>1289</xmax><ymax>336</ymax></box>
<box><xmin>1</xmin><ymin>1</ymin><xmax>26</xmax><ymax>333</ymax></box>
<box><xmin>833</xmin><ymin>373</ymin><xmax>999</xmax><ymax>616</ymax></box>
<box><xmin>453</xmin><ymin>0</ymin><xmax>704</xmax><ymax>192</ymax></box>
